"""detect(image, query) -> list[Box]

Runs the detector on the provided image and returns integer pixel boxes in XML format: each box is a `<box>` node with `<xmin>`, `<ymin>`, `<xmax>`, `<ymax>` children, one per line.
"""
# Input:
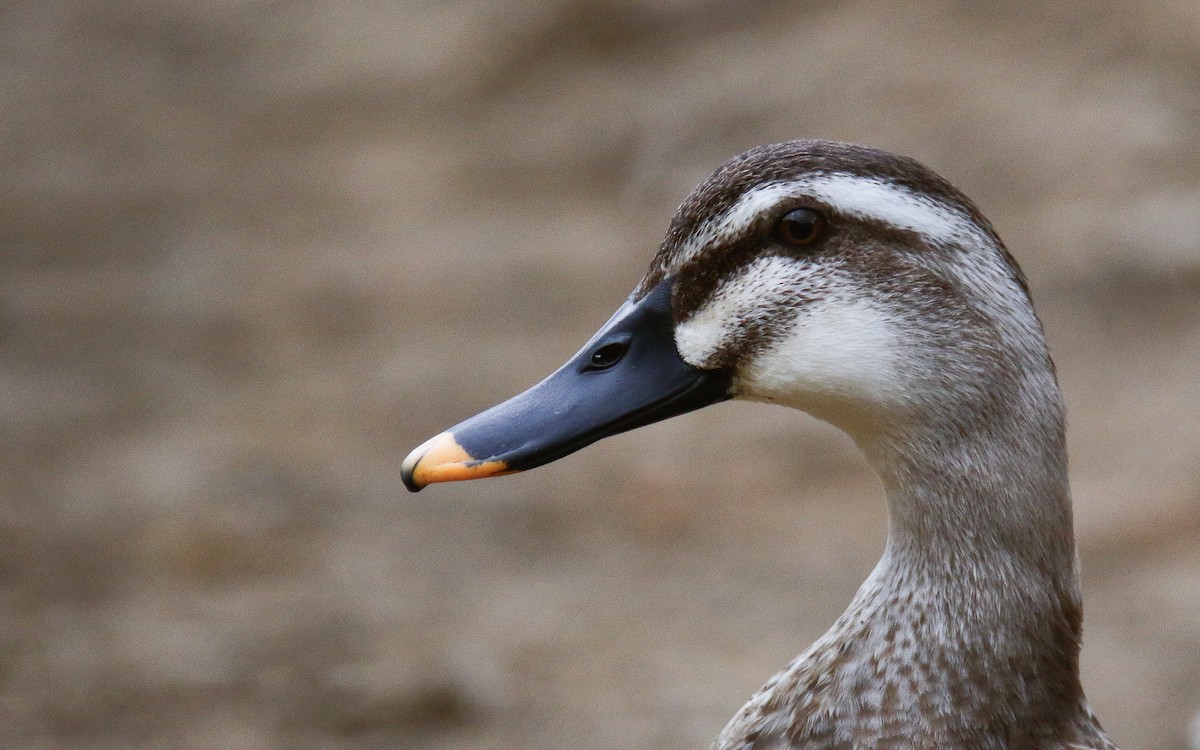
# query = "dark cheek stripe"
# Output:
<box><xmin>716</xmin><ymin>292</ymin><xmax>811</xmax><ymax>370</ymax></box>
<box><xmin>677</xmin><ymin>262</ymin><xmax>826</xmax><ymax>371</ymax></box>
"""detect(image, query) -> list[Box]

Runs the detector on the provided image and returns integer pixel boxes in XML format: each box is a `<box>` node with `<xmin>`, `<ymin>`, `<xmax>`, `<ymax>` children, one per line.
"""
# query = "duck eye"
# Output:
<box><xmin>773</xmin><ymin>208</ymin><xmax>826</xmax><ymax>248</ymax></box>
<box><xmin>589</xmin><ymin>342</ymin><xmax>628</xmax><ymax>369</ymax></box>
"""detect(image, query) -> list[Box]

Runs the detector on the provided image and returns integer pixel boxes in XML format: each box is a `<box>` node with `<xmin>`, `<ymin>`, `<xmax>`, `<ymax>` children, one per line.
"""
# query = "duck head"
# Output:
<box><xmin>402</xmin><ymin>140</ymin><xmax>1052</xmax><ymax>492</ymax></box>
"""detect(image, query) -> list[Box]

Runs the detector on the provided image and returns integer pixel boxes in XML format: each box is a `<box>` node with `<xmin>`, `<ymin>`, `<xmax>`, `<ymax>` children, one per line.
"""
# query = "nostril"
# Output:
<box><xmin>589</xmin><ymin>342</ymin><xmax>628</xmax><ymax>369</ymax></box>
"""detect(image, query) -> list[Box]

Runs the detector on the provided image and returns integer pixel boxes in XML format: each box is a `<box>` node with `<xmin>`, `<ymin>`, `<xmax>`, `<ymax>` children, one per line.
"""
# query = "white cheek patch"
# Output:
<box><xmin>741</xmin><ymin>294</ymin><xmax>904</xmax><ymax>413</ymax></box>
<box><xmin>674</xmin><ymin>255</ymin><xmax>808</xmax><ymax>367</ymax></box>
<box><xmin>675</xmin><ymin>257</ymin><xmax>905</xmax><ymax>417</ymax></box>
<box><xmin>667</xmin><ymin>170</ymin><xmax>1010</xmax><ymax>423</ymax></box>
<box><xmin>673</xmin><ymin>173</ymin><xmax>989</xmax><ymax>271</ymax></box>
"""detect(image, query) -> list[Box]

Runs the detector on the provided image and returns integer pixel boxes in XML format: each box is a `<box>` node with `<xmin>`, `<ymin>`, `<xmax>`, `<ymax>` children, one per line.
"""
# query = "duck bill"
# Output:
<box><xmin>401</xmin><ymin>279</ymin><xmax>733</xmax><ymax>492</ymax></box>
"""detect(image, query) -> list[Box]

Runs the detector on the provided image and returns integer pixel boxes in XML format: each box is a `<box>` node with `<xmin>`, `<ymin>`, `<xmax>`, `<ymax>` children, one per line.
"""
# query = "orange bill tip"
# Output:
<box><xmin>401</xmin><ymin>431</ymin><xmax>514</xmax><ymax>492</ymax></box>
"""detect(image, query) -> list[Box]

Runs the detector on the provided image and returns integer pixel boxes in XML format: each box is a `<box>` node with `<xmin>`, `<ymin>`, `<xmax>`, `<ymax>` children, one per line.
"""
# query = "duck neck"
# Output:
<box><xmin>721</xmin><ymin>370</ymin><xmax>1108</xmax><ymax>748</ymax></box>
<box><xmin>871</xmin><ymin>404</ymin><xmax>1079</xmax><ymax>589</ymax></box>
<box><xmin>838</xmin><ymin>382</ymin><xmax>1087</xmax><ymax>721</ymax></box>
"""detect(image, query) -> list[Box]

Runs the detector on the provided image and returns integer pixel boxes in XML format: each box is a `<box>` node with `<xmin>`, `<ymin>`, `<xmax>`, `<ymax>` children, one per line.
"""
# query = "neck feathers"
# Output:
<box><xmin>719</xmin><ymin>351</ymin><xmax>1102</xmax><ymax>749</ymax></box>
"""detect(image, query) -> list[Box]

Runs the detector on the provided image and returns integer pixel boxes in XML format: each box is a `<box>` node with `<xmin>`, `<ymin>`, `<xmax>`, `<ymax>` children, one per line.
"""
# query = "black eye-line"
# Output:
<box><xmin>770</xmin><ymin>206</ymin><xmax>827</xmax><ymax>249</ymax></box>
<box><xmin>586</xmin><ymin>340</ymin><xmax>629</xmax><ymax>370</ymax></box>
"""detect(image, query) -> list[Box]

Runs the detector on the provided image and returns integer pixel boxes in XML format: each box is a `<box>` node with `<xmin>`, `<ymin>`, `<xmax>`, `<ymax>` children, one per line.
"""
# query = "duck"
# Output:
<box><xmin>401</xmin><ymin>140</ymin><xmax>1120</xmax><ymax>749</ymax></box>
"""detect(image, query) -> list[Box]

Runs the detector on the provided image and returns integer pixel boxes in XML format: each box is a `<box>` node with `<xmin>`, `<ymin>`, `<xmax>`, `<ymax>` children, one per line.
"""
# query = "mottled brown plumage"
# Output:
<box><xmin>403</xmin><ymin>140</ymin><xmax>1122</xmax><ymax>749</ymax></box>
<box><xmin>652</xmin><ymin>142</ymin><xmax>1119</xmax><ymax>749</ymax></box>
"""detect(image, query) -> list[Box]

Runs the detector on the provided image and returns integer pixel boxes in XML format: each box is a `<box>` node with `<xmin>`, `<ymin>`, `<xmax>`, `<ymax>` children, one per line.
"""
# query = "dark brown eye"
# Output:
<box><xmin>773</xmin><ymin>208</ymin><xmax>826</xmax><ymax>248</ymax></box>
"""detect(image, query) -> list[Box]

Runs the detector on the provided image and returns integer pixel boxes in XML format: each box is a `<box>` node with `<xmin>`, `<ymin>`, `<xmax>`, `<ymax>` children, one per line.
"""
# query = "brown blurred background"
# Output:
<box><xmin>2</xmin><ymin>1</ymin><xmax>1199</xmax><ymax>748</ymax></box>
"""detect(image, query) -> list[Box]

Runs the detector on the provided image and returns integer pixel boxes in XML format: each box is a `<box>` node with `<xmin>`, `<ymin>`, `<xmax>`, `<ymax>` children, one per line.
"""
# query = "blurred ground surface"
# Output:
<box><xmin>2</xmin><ymin>1</ymin><xmax>1199</xmax><ymax>748</ymax></box>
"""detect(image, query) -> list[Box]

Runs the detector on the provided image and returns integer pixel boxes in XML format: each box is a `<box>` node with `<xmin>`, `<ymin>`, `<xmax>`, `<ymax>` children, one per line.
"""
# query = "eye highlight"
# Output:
<box><xmin>772</xmin><ymin>208</ymin><xmax>826</xmax><ymax>248</ymax></box>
